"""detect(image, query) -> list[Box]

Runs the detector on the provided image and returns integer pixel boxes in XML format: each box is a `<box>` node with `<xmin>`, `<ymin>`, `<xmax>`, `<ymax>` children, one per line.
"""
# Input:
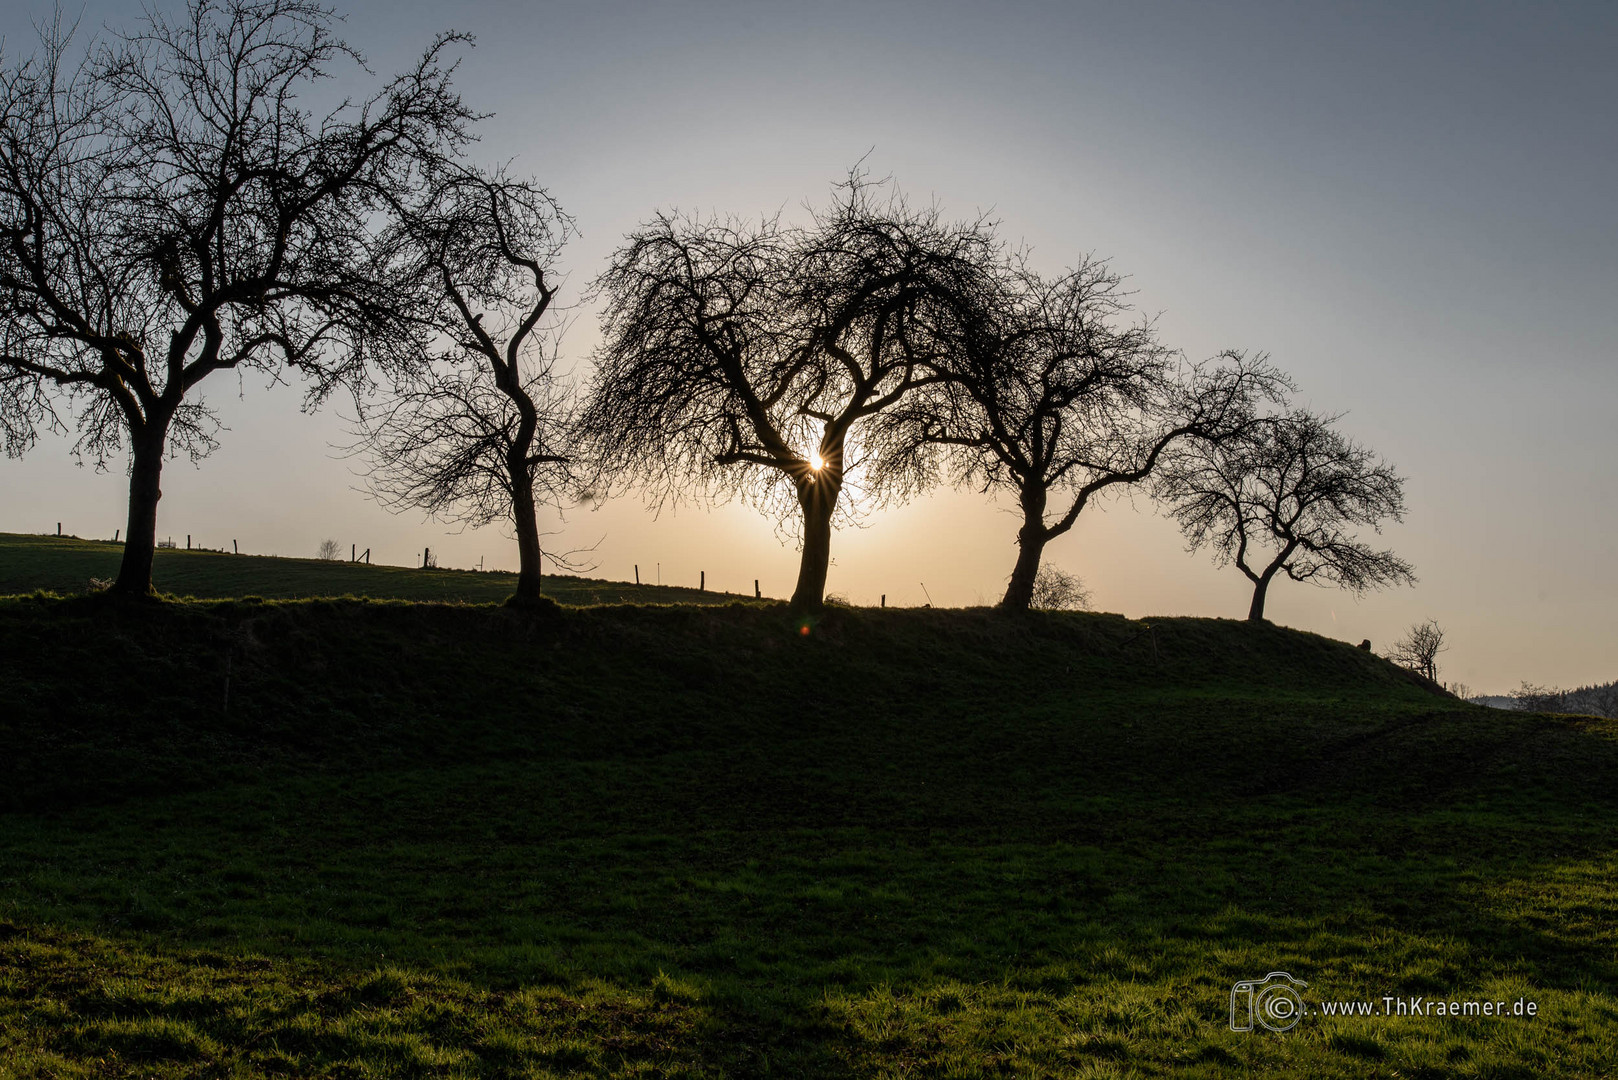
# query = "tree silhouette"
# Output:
<box><xmin>1389</xmin><ymin>619</ymin><xmax>1446</xmax><ymax>681</ymax></box>
<box><xmin>879</xmin><ymin>253</ymin><xmax>1287</xmax><ymax>610</ymax></box>
<box><xmin>358</xmin><ymin>166</ymin><xmax>578</xmax><ymax>606</ymax></box>
<box><xmin>580</xmin><ymin>176</ymin><xmax>994</xmax><ymax>611</ymax></box>
<box><xmin>1157</xmin><ymin>409</ymin><xmax>1415</xmax><ymax>621</ymax></box>
<box><xmin>0</xmin><ymin>0</ymin><xmax>473</xmax><ymax>595</ymax></box>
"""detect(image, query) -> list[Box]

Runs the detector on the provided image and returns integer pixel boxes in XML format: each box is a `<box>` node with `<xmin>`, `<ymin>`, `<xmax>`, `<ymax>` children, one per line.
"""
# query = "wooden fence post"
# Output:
<box><xmin>232</xmin><ymin>539</ymin><xmax>238</xmax><ymax>554</ymax></box>
<box><xmin>700</xmin><ymin>570</ymin><xmax>705</xmax><ymax>592</ymax></box>
<box><xmin>754</xmin><ymin>579</ymin><xmax>760</xmax><ymax>599</ymax></box>
<box><xmin>881</xmin><ymin>594</ymin><xmax>886</xmax><ymax>607</ymax></box>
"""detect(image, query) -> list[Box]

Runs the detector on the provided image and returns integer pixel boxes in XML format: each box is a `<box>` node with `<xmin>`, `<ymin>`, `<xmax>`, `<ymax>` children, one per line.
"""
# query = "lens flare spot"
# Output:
<box><xmin>799</xmin><ymin>624</ymin><xmax>811</xmax><ymax>636</ymax></box>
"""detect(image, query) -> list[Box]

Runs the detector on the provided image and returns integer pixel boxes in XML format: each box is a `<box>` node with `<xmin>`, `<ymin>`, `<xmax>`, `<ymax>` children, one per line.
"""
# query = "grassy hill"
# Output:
<box><xmin>0</xmin><ymin>532</ymin><xmax>742</xmax><ymax>605</ymax></box>
<box><xmin>1</xmin><ymin>580</ymin><xmax>1615</xmax><ymax>1075</ymax></box>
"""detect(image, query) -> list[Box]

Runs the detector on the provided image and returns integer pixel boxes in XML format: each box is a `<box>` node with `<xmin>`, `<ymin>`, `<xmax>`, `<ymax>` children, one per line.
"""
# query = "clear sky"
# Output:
<box><xmin>3</xmin><ymin>1</ymin><xmax>1614</xmax><ymax>693</ymax></box>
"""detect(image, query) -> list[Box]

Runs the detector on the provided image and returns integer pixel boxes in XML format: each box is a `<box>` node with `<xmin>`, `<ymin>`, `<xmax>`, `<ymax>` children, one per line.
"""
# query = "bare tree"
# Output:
<box><xmin>316</xmin><ymin>538</ymin><xmax>341</xmax><ymax>561</ymax></box>
<box><xmin>1389</xmin><ymin>619</ymin><xmax>1446</xmax><ymax>681</ymax></box>
<box><xmin>1509</xmin><ymin>682</ymin><xmax>1564</xmax><ymax>713</ymax></box>
<box><xmin>1029</xmin><ymin>565</ymin><xmax>1091</xmax><ymax>611</ymax></box>
<box><xmin>358</xmin><ymin>166</ymin><xmax>578</xmax><ymax>606</ymax></box>
<box><xmin>580</xmin><ymin>175</ymin><xmax>994</xmax><ymax>611</ymax></box>
<box><xmin>0</xmin><ymin>1</ymin><xmax>474</xmax><ymax>596</ymax></box>
<box><xmin>881</xmin><ymin>252</ymin><xmax>1288</xmax><ymax>610</ymax></box>
<box><xmin>1157</xmin><ymin>409</ymin><xmax>1415</xmax><ymax>621</ymax></box>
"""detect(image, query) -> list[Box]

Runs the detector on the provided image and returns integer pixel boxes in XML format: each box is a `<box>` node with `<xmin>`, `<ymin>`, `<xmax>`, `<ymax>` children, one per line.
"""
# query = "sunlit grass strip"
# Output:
<box><xmin>0</xmin><ymin>927</ymin><xmax>708</xmax><ymax>1078</ymax></box>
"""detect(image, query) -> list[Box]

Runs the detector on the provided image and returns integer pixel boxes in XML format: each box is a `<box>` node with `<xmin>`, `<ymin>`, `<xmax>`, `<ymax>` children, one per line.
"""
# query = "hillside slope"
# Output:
<box><xmin>3</xmin><ymin>596</ymin><xmax>1454</xmax><ymax>811</ymax></box>
<box><xmin>2</xmin><ymin>597</ymin><xmax>1615</xmax><ymax>1078</ymax></box>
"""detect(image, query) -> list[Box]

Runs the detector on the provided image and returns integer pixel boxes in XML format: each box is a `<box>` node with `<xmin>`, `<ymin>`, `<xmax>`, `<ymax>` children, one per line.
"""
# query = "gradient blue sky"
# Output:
<box><xmin>3</xmin><ymin>1</ymin><xmax>1614</xmax><ymax>692</ymax></box>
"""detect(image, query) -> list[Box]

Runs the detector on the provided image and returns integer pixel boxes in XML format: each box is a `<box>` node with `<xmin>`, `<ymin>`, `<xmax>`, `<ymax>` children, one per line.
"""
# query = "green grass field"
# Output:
<box><xmin>1</xmin><ymin>540</ymin><xmax>1615</xmax><ymax>1077</ymax></box>
<box><xmin>0</xmin><ymin>532</ymin><xmax>740</xmax><ymax>605</ymax></box>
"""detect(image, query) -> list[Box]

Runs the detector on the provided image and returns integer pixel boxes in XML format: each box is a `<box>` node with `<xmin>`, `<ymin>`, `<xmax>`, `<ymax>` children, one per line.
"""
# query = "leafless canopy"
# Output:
<box><xmin>579</xmin><ymin>174</ymin><xmax>999</xmax><ymax>610</ymax></box>
<box><xmin>356</xmin><ymin>165</ymin><xmax>582</xmax><ymax>603</ymax></box>
<box><xmin>1156</xmin><ymin>409</ymin><xmax>1416</xmax><ymax>621</ymax></box>
<box><xmin>581</xmin><ymin>208</ymin><xmax>802</xmax><ymax>516</ymax></box>
<box><xmin>877</xmin><ymin>249</ymin><xmax>1290</xmax><ymax>610</ymax></box>
<box><xmin>361</xmin><ymin>362</ymin><xmax>572</xmax><ymax>526</ymax></box>
<box><xmin>0</xmin><ymin>0</ymin><xmax>476</xmax><ymax>594</ymax></box>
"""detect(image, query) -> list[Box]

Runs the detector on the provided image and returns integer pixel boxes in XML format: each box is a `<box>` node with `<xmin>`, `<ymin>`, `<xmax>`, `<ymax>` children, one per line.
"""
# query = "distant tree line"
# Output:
<box><xmin>0</xmin><ymin>0</ymin><xmax>1417</xmax><ymax>620</ymax></box>
<box><xmin>1509</xmin><ymin>680</ymin><xmax>1618</xmax><ymax>719</ymax></box>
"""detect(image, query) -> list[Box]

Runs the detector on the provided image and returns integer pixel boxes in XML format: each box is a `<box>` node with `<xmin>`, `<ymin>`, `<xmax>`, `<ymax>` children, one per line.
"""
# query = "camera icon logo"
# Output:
<box><xmin>1230</xmin><ymin>971</ymin><xmax>1308</xmax><ymax>1032</ymax></box>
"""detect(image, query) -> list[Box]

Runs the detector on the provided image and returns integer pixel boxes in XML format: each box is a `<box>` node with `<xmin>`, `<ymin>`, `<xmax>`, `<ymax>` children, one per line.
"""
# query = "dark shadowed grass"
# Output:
<box><xmin>0</xmin><ymin>531</ymin><xmax>742</xmax><ymax>604</ymax></box>
<box><xmin>1</xmin><ymin>596</ymin><xmax>1615</xmax><ymax>1077</ymax></box>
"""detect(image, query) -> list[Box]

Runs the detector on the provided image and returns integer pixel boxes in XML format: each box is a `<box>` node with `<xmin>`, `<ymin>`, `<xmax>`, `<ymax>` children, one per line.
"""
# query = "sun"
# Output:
<box><xmin>809</xmin><ymin>451</ymin><xmax>824</xmax><ymax>471</ymax></box>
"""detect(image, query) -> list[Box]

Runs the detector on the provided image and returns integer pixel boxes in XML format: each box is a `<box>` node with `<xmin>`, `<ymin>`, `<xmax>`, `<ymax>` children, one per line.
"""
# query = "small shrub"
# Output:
<box><xmin>1030</xmin><ymin>566</ymin><xmax>1091</xmax><ymax>611</ymax></box>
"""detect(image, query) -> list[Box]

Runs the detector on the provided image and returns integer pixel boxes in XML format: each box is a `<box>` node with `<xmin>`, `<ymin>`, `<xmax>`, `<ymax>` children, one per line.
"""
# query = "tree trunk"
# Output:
<box><xmin>111</xmin><ymin>420</ymin><xmax>169</xmax><ymax>597</ymax></box>
<box><xmin>789</xmin><ymin>474</ymin><xmax>839</xmax><ymax>613</ymax></box>
<box><xmin>1000</xmin><ymin>488</ymin><xmax>1050</xmax><ymax>610</ymax></box>
<box><xmin>1247</xmin><ymin>571</ymin><xmax>1275</xmax><ymax>621</ymax></box>
<box><xmin>509</xmin><ymin>474</ymin><xmax>544</xmax><ymax>607</ymax></box>
<box><xmin>1246</xmin><ymin>543</ymin><xmax>1296</xmax><ymax>622</ymax></box>
<box><xmin>1000</xmin><ymin>530</ymin><xmax>1051</xmax><ymax>611</ymax></box>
